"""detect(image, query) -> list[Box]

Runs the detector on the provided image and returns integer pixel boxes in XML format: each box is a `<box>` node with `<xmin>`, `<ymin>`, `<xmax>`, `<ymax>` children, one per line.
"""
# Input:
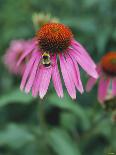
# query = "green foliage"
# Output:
<box><xmin>0</xmin><ymin>88</ymin><xmax>33</xmax><ymax>107</ymax></box>
<box><xmin>48</xmin><ymin>93</ymin><xmax>90</xmax><ymax>129</ymax></box>
<box><xmin>0</xmin><ymin>124</ymin><xmax>35</xmax><ymax>148</ymax></box>
<box><xmin>48</xmin><ymin>128</ymin><xmax>81</xmax><ymax>155</ymax></box>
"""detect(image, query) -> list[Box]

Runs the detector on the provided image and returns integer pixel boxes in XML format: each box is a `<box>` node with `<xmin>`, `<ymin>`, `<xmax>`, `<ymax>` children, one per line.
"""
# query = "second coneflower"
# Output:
<box><xmin>18</xmin><ymin>23</ymin><xmax>98</xmax><ymax>99</ymax></box>
<box><xmin>86</xmin><ymin>52</ymin><xmax>116</xmax><ymax>103</ymax></box>
<box><xmin>4</xmin><ymin>40</ymin><xmax>31</xmax><ymax>75</ymax></box>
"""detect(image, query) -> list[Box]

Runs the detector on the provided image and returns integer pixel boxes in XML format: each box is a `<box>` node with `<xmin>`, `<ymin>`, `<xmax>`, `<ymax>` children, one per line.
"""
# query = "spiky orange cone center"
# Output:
<box><xmin>101</xmin><ymin>52</ymin><xmax>116</xmax><ymax>76</ymax></box>
<box><xmin>36</xmin><ymin>23</ymin><xmax>73</xmax><ymax>53</ymax></box>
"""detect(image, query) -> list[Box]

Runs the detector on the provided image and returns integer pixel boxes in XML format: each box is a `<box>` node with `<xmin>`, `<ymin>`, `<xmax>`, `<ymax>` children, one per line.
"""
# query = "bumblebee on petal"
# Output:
<box><xmin>41</xmin><ymin>52</ymin><xmax>51</xmax><ymax>68</ymax></box>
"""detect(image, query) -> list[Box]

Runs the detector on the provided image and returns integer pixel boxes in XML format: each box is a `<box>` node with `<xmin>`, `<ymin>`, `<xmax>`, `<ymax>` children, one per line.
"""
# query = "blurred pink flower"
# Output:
<box><xmin>18</xmin><ymin>23</ymin><xmax>98</xmax><ymax>99</ymax></box>
<box><xmin>4</xmin><ymin>40</ymin><xmax>31</xmax><ymax>75</ymax></box>
<box><xmin>86</xmin><ymin>52</ymin><xmax>116</xmax><ymax>103</ymax></box>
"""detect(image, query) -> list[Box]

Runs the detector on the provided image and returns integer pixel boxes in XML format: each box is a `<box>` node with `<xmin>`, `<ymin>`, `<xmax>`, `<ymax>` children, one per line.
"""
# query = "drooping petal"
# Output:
<box><xmin>112</xmin><ymin>78</ymin><xmax>116</xmax><ymax>96</ymax></box>
<box><xmin>20</xmin><ymin>52</ymin><xmax>37</xmax><ymax>90</ymax></box>
<box><xmin>96</xmin><ymin>64</ymin><xmax>102</xmax><ymax>75</ymax></box>
<box><xmin>86</xmin><ymin>64</ymin><xmax>101</xmax><ymax>92</ymax></box>
<box><xmin>73</xmin><ymin>61</ymin><xmax>84</xmax><ymax>93</ymax></box>
<box><xmin>4</xmin><ymin>40</ymin><xmax>28</xmax><ymax>75</ymax></box>
<box><xmin>59</xmin><ymin>53</ymin><xmax>76</xmax><ymax>99</ymax></box>
<box><xmin>52</xmin><ymin>55</ymin><xmax>63</xmax><ymax>98</ymax></box>
<box><xmin>39</xmin><ymin>67</ymin><xmax>52</xmax><ymax>99</ymax></box>
<box><xmin>32</xmin><ymin>68</ymin><xmax>42</xmax><ymax>97</ymax></box>
<box><xmin>71</xmin><ymin>39</ymin><xmax>96</xmax><ymax>68</ymax></box>
<box><xmin>69</xmin><ymin>48</ymin><xmax>98</xmax><ymax>79</ymax></box>
<box><xmin>98</xmin><ymin>77</ymin><xmax>110</xmax><ymax>103</ymax></box>
<box><xmin>86</xmin><ymin>77</ymin><xmax>97</xmax><ymax>92</ymax></box>
<box><xmin>25</xmin><ymin>52</ymin><xmax>41</xmax><ymax>93</ymax></box>
<box><xmin>17</xmin><ymin>41</ymin><xmax>36</xmax><ymax>66</ymax></box>
<box><xmin>66</xmin><ymin>54</ymin><xmax>84</xmax><ymax>93</ymax></box>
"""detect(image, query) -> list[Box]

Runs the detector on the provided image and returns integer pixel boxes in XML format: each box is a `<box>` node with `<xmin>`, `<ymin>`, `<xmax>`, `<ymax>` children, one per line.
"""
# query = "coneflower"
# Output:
<box><xmin>18</xmin><ymin>23</ymin><xmax>98</xmax><ymax>99</ymax></box>
<box><xmin>4</xmin><ymin>40</ymin><xmax>31</xmax><ymax>75</ymax></box>
<box><xmin>86</xmin><ymin>52</ymin><xmax>116</xmax><ymax>103</ymax></box>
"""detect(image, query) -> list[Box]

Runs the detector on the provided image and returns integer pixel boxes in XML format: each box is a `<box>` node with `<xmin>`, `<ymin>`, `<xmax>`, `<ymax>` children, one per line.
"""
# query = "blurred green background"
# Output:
<box><xmin>0</xmin><ymin>0</ymin><xmax>116</xmax><ymax>155</ymax></box>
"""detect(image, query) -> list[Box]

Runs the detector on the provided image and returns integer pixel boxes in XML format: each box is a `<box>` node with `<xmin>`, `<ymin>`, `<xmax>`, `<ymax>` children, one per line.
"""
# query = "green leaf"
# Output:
<box><xmin>112</xmin><ymin>28</ymin><xmax>116</xmax><ymax>39</ymax></box>
<box><xmin>62</xmin><ymin>17</ymin><xmax>96</xmax><ymax>33</ymax></box>
<box><xmin>48</xmin><ymin>93</ymin><xmax>90</xmax><ymax>129</ymax></box>
<box><xmin>83</xmin><ymin>0</ymin><xmax>99</xmax><ymax>8</ymax></box>
<box><xmin>0</xmin><ymin>124</ymin><xmax>35</xmax><ymax>148</ymax></box>
<box><xmin>48</xmin><ymin>128</ymin><xmax>81</xmax><ymax>155</ymax></box>
<box><xmin>0</xmin><ymin>88</ymin><xmax>33</xmax><ymax>107</ymax></box>
<box><xmin>60</xmin><ymin>112</ymin><xmax>77</xmax><ymax>131</ymax></box>
<box><xmin>96</xmin><ymin>27</ymin><xmax>111</xmax><ymax>53</ymax></box>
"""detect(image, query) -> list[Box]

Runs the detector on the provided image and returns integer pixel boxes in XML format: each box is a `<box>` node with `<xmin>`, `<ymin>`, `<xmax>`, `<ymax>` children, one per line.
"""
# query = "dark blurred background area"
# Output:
<box><xmin>0</xmin><ymin>0</ymin><xmax>116</xmax><ymax>155</ymax></box>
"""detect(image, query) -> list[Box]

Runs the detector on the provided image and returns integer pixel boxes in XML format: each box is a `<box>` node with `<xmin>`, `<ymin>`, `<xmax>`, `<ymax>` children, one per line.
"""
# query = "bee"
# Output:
<box><xmin>41</xmin><ymin>52</ymin><xmax>51</xmax><ymax>68</ymax></box>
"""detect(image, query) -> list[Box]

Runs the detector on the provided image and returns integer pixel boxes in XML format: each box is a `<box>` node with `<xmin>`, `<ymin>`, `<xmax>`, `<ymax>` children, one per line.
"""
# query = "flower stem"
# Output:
<box><xmin>38</xmin><ymin>99</ymin><xmax>47</xmax><ymax>132</ymax></box>
<box><xmin>37</xmin><ymin>99</ymin><xmax>52</xmax><ymax>155</ymax></box>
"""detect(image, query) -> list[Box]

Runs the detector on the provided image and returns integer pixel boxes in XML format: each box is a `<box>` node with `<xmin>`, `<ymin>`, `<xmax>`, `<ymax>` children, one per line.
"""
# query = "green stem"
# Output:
<box><xmin>37</xmin><ymin>99</ymin><xmax>51</xmax><ymax>155</ymax></box>
<box><xmin>38</xmin><ymin>99</ymin><xmax>47</xmax><ymax>132</ymax></box>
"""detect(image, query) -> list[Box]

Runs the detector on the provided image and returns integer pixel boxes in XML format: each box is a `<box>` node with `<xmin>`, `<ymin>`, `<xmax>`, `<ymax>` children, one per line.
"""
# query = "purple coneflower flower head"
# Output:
<box><xmin>86</xmin><ymin>52</ymin><xmax>116</xmax><ymax>103</ymax></box>
<box><xmin>4</xmin><ymin>40</ymin><xmax>31</xmax><ymax>75</ymax></box>
<box><xmin>18</xmin><ymin>23</ymin><xmax>98</xmax><ymax>99</ymax></box>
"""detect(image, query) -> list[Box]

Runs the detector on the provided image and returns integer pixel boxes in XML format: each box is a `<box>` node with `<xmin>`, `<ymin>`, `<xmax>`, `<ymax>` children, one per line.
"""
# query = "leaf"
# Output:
<box><xmin>96</xmin><ymin>27</ymin><xmax>111</xmax><ymax>53</ymax></box>
<box><xmin>62</xmin><ymin>17</ymin><xmax>97</xmax><ymax>34</ymax></box>
<box><xmin>83</xmin><ymin>0</ymin><xmax>99</xmax><ymax>8</ymax></box>
<box><xmin>48</xmin><ymin>128</ymin><xmax>81</xmax><ymax>155</ymax></box>
<box><xmin>0</xmin><ymin>124</ymin><xmax>35</xmax><ymax>148</ymax></box>
<box><xmin>48</xmin><ymin>93</ymin><xmax>90</xmax><ymax>129</ymax></box>
<box><xmin>112</xmin><ymin>28</ymin><xmax>116</xmax><ymax>39</ymax></box>
<box><xmin>60</xmin><ymin>112</ymin><xmax>77</xmax><ymax>131</ymax></box>
<box><xmin>0</xmin><ymin>88</ymin><xmax>33</xmax><ymax>107</ymax></box>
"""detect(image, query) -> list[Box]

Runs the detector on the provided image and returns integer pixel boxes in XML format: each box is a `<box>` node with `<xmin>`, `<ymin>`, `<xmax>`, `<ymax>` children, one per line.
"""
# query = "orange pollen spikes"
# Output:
<box><xmin>36</xmin><ymin>23</ymin><xmax>73</xmax><ymax>53</ymax></box>
<box><xmin>101</xmin><ymin>52</ymin><xmax>116</xmax><ymax>76</ymax></box>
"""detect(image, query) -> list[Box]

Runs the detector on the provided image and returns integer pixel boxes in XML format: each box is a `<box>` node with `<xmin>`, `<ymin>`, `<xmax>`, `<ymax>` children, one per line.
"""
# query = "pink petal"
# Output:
<box><xmin>52</xmin><ymin>55</ymin><xmax>63</xmax><ymax>98</ymax></box>
<box><xmin>85</xmin><ymin>64</ymin><xmax>101</xmax><ymax>92</ymax></box>
<box><xmin>86</xmin><ymin>77</ymin><xmax>97</xmax><ymax>92</ymax></box>
<box><xmin>98</xmin><ymin>77</ymin><xmax>110</xmax><ymax>103</ymax></box>
<box><xmin>96</xmin><ymin>64</ymin><xmax>102</xmax><ymax>75</ymax></box>
<box><xmin>20</xmin><ymin>52</ymin><xmax>37</xmax><ymax>90</ymax></box>
<box><xmin>39</xmin><ymin>67</ymin><xmax>52</xmax><ymax>99</ymax></box>
<box><xmin>66</xmin><ymin>54</ymin><xmax>84</xmax><ymax>93</ymax></box>
<box><xmin>59</xmin><ymin>53</ymin><xmax>76</xmax><ymax>99</ymax></box>
<box><xmin>32</xmin><ymin>68</ymin><xmax>42</xmax><ymax>97</ymax></box>
<box><xmin>25</xmin><ymin>52</ymin><xmax>41</xmax><ymax>93</ymax></box>
<box><xmin>71</xmin><ymin>39</ymin><xmax>96</xmax><ymax>68</ymax></box>
<box><xmin>69</xmin><ymin>49</ymin><xmax>98</xmax><ymax>79</ymax></box>
<box><xmin>17</xmin><ymin>42</ymin><xmax>36</xmax><ymax>66</ymax></box>
<box><xmin>112</xmin><ymin>78</ymin><xmax>116</xmax><ymax>96</ymax></box>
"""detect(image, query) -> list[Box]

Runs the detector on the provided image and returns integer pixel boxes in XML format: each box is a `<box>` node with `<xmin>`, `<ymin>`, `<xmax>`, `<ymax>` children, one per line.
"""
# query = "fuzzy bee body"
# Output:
<box><xmin>41</xmin><ymin>52</ymin><xmax>51</xmax><ymax>68</ymax></box>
